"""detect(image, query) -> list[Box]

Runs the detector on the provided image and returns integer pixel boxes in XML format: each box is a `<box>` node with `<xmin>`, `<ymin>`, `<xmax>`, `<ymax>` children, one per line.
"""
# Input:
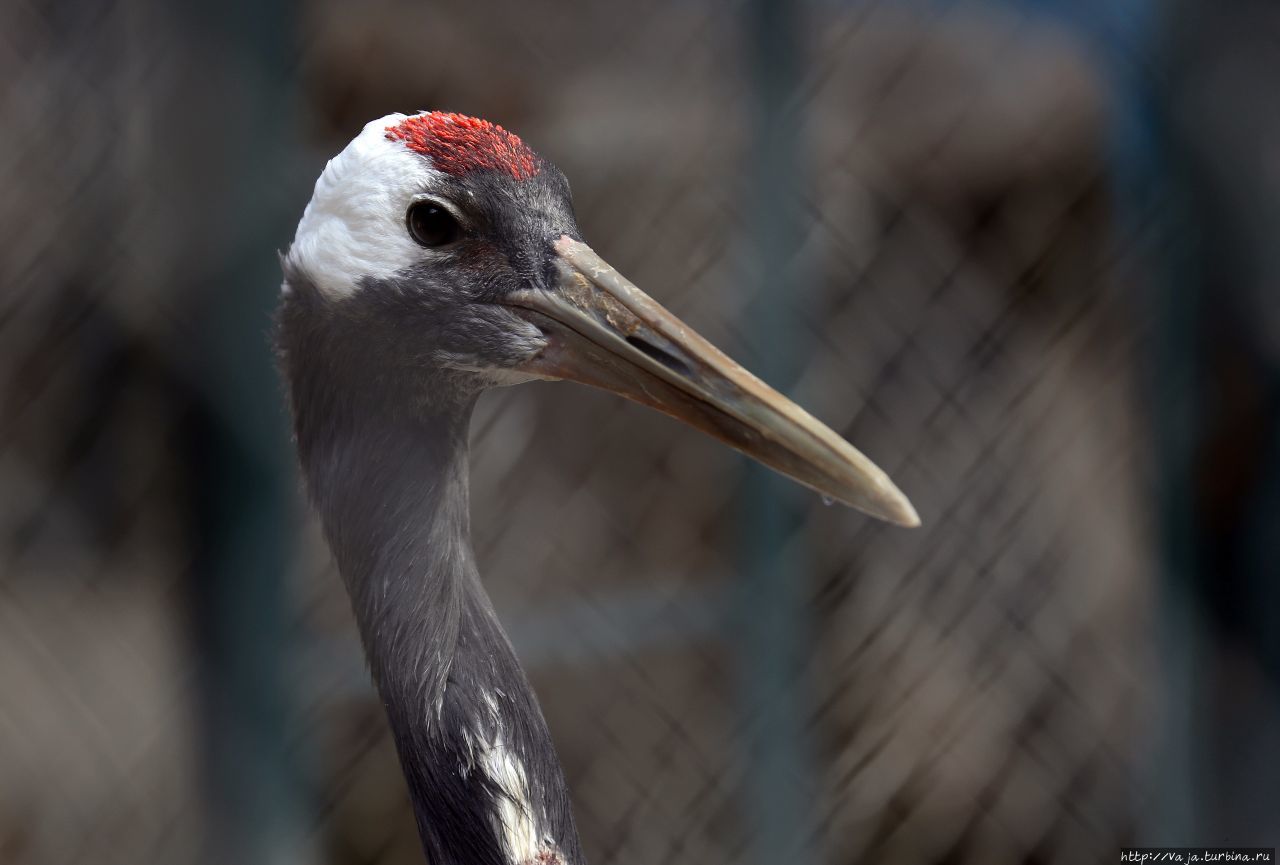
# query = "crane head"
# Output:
<box><xmin>283</xmin><ymin>111</ymin><xmax>918</xmax><ymax>526</ymax></box>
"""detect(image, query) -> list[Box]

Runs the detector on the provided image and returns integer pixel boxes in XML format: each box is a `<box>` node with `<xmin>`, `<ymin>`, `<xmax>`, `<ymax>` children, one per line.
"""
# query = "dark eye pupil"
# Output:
<box><xmin>407</xmin><ymin>202</ymin><xmax>460</xmax><ymax>247</ymax></box>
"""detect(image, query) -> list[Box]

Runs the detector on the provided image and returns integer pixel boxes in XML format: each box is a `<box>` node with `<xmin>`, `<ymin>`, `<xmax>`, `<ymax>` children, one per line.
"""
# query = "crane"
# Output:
<box><xmin>277</xmin><ymin>111</ymin><xmax>918</xmax><ymax>865</ymax></box>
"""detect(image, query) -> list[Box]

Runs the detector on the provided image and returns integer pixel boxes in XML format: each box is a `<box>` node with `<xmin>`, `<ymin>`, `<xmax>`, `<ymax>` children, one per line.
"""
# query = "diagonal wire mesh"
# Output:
<box><xmin>1</xmin><ymin>0</ymin><xmax>1189</xmax><ymax>863</ymax></box>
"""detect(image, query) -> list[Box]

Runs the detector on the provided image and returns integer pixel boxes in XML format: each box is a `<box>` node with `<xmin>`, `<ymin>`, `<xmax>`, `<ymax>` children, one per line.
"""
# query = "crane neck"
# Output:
<box><xmin>282</xmin><ymin>308</ymin><xmax>584</xmax><ymax>864</ymax></box>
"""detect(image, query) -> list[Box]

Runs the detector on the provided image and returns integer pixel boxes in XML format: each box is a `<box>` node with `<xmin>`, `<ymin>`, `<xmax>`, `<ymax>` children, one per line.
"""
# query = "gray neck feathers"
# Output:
<box><xmin>278</xmin><ymin>283</ymin><xmax>584</xmax><ymax>864</ymax></box>
<box><xmin>309</xmin><ymin>399</ymin><xmax>476</xmax><ymax>713</ymax></box>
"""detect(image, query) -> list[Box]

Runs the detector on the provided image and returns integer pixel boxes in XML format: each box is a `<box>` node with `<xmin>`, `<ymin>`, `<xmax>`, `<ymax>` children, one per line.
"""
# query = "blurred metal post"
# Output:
<box><xmin>733</xmin><ymin>1</ymin><xmax>822</xmax><ymax>863</ymax></box>
<box><xmin>1146</xmin><ymin>0</ymin><xmax>1280</xmax><ymax>841</ymax></box>
<box><xmin>174</xmin><ymin>0</ymin><xmax>312</xmax><ymax>862</ymax></box>
<box><xmin>1143</xmin><ymin>109</ymin><xmax>1205</xmax><ymax>844</ymax></box>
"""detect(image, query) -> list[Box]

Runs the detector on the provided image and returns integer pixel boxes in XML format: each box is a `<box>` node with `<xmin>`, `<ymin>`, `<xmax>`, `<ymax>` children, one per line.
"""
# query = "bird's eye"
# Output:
<box><xmin>406</xmin><ymin>201</ymin><xmax>461</xmax><ymax>248</ymax></box>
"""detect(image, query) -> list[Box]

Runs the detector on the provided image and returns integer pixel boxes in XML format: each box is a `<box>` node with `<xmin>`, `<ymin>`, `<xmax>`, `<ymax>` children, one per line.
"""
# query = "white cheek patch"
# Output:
<box><xmin>287</xmin><ymin>113</ymin><xmax>441</xmax><ymax>299</ymax></box>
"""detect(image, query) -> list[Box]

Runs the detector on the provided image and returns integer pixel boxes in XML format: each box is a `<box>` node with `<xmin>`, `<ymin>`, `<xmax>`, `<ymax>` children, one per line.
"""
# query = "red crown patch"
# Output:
<box><xmin>386</xmin><ymin>112</ymin><xmax>540</xmax><ymax>181</ymax></box>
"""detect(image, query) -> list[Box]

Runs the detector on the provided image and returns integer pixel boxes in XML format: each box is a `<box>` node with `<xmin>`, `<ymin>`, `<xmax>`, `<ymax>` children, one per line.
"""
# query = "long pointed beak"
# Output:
<box><xmin>502</xmin><ymin>236</ymin><xmax>919</xmax><ymax>527</ymax></box>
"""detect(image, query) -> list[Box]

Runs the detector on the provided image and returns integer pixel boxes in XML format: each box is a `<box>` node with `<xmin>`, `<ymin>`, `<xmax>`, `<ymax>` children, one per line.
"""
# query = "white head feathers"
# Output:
<box><xmin>286</xmin><ymin>113</ymin><xmax>441</xmax><ymax>300</ymax></box>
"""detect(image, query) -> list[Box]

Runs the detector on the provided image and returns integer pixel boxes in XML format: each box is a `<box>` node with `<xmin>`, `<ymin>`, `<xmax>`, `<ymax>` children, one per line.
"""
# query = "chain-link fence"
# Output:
<box><xmin>3</xmin><ymin>0</ymin><xmax>1277</xmax><ymax>864</ymax></box>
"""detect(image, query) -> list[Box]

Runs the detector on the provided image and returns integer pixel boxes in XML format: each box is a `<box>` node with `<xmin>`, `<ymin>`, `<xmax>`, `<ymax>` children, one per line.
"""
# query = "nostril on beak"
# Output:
<box><xmin>625</xmin><ymin>335</ymin><xmax>692</xmax><ymax>379</ymax></box>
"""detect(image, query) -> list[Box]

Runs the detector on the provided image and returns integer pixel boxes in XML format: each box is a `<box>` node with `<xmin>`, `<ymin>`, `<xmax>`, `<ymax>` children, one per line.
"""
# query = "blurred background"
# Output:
<box><xmin>3</xmin><ymin>0</ymin><xmax>1278</xmax><ymax>862</ymax></box>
